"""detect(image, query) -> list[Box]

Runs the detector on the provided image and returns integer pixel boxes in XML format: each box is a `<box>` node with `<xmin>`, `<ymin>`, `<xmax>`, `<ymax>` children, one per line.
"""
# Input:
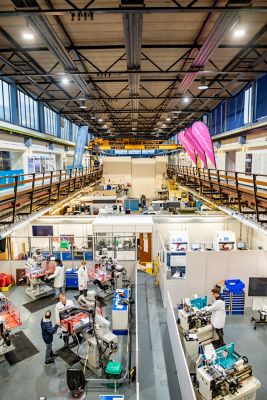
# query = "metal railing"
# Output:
<box><xmin>167</xmin><ymin>164</ymin><xmax>267</xmax><ymax>223</ymax></box>
<box><xmin>0</xmin><ymin>166</ymin><xmax>103</xmax><ymax>225</ymax></box>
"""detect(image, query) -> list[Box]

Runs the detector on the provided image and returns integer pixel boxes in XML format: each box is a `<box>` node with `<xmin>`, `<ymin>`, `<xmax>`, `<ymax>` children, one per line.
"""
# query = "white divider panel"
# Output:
<box><xmin>166</xmin><ymin>292</ymin><xmax>196</xmax><ymax>400</ymax></box>
<box><xmin>135</xmin><ymin>267</ymin><xmax>139</xmax><ymax>398</ymax></box>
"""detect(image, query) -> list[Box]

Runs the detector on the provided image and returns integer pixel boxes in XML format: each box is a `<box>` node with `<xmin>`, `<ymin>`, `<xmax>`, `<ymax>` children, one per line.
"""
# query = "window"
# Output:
<box><xmin>44</xmin><ymin>106</ymin><xmax>57</xmax><ymax>136</ymax></box>
<box><xmin>72</xmin><ymin>123</ymin><xmax>79</xmax><ymax>141</ymax></box>
<box><xmin>244</xmin><ymin>86</ymin><xmax>252</xmax><ymax>124</ymax></box>
<box><xmin>0</xmin><ymin>151</ymin><xmax>11</xmax><ymax>170</ymax></box>
<box><xmin>0</xmin><ymin>80</ymin><xmax>11</xmax><ymax>122</ymax></box>
<box><xmin>18</xmin><ymin>90</ymin><xmax>38</xmax><ymax>130</ymax></box>
<box><xmin>60</xmin><ymin>116</ymin><xmax>70</xmax><ymax>139</ymax></box>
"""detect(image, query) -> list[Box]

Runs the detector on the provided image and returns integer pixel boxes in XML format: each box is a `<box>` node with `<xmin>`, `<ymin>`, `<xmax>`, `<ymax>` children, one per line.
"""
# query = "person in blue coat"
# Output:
<box><xmin>41</xmin><ymin>310</ymin><xmax>59</xmax><ymax>366</ymax></box>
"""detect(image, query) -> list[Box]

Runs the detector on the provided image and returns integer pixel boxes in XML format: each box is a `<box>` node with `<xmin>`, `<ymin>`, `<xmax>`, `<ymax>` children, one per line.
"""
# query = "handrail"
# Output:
<box><xmin>0</xmin><ymin>165</ymin><xmax>103</xmax><ymax>225</ymax></box>
<box><xmin>167</xmin><ymin>164</ymin><xmax>267</xmax><ymax>224</ymax></box>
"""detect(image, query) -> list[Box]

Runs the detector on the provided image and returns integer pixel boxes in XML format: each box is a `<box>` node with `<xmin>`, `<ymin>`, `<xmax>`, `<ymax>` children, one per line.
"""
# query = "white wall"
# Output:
<box><xmin>161</xmin><ymin>250</ymin><xmax>267</xmax><ymax>308</ymax></box>
<box><xmin>103</xmin><ymin>156</ymin><xmax>167</xmax><ymax>198</ymax></box>
<box><xmin>103</xmin><ymin>157</ymin><xmax>132</xmax><ymax>186</ymax></box>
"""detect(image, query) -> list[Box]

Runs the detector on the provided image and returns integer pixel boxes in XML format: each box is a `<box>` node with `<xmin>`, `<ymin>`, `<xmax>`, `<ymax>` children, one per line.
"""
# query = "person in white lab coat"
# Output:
<box><xmin>47</xmin><ymin>259</ymin><xmax>65</xmax><ymax>299</ymax></box>
<box><xmin>55</xmin><ymin>293</ymin><xmax>74</xmax><ymax>346</ymax></box>
<box><xmin>206</xmin><ymin>287</ymin><xmax>226</xmax><ymax>348</ymax></box>
<box><xmin>78</xmin><ymin>260</ymin><xmax>88</xmax><ymax>297</ymax></box>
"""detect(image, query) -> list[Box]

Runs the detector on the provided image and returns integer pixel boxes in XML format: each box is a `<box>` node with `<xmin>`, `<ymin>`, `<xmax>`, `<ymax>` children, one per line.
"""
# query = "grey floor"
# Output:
<box><xmin>1</xmin><ymin>279</ymin><xmax>266</xmax><ymax>400</ymax></box>
<box><xmin>224</xmin><ymin>311</ymin><xmax>267</xmax><ymax>400</ymax></box>
<box><xmin>137</xmin><ymin>271</ymin><xmax>182</xmax><ymax>400</ymax></box>
<box><xmin>0</xmin><ymin>286</ymin><xmax>136</xmax><ymax>400</ymax></box>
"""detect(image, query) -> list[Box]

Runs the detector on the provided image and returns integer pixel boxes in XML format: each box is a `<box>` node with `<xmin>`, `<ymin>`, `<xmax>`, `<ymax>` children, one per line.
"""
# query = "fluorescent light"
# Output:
<box><xmin>79</xmin><ymin>100</ymin><xmax>87</xmax><ymax>109</ymax></box>
<box><xmin>23</xmin><ymin>32</ymin><xmax>34</xmax><ymax>40</ymax></box>
<box><xmin>198</xmin><ymin>76</ymin><xmax>208</xmax><ymax>90</ymax></box>
<box><xmin>61</xmin><ymin>76</ymin><xmax>70</xmax><ymax>84</ymax></box>
<box><xmin>98</xmin><ymin>118</ymin><xmax>103</xmax><ymax>122</ymax></box>
<box><xmin>166</xmin><ymin>117</ymin><xmax>171</xmax><ymax>122</ymax></box>
<box><xmin>234</xmin><ymin>28</ymin><xmax>245</xmax><ymax>37</ymax></box>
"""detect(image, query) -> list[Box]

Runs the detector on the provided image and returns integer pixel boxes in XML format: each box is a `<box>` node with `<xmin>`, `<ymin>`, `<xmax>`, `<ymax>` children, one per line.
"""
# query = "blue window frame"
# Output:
<box><xmin>0</xmin><ymin>79</ymin><xmax>11</xmax><ymax>122</ymax></box>
<box><xmin>44</xmin><ymin>105</ymin><xmax>57</xmax><ymax>136</ymax></box>
<box><xmin>60</xmin><ymin>116</ymin><xmax>70</xmax><ymax>139</ymax></box>
<box><xmin>18</xmin><ymin>90</ymin><xmax>38</xmax><ymax>130</ymax></box>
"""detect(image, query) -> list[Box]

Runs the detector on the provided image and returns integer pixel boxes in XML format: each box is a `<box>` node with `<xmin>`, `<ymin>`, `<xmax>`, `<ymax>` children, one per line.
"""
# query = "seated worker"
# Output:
<box><xmin>206</xmin><ymin>287</ymin><xmax>226</xmax><ymax>349</ymax></box>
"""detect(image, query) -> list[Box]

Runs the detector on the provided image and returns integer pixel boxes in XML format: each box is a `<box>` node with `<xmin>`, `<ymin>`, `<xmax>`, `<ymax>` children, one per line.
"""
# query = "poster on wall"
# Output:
<box><xmin>245</xmin><ymin>153</ymin><xmax>253</xmax><ymax>174</ymax></box>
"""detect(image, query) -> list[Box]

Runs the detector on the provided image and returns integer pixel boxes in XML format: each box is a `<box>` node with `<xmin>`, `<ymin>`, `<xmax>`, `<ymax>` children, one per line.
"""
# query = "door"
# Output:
<box><xmin>139</xmin><ymin>233</ymin><xmax>152</xmax><ymax>264</ymax></box>
<box><xmin>226</xmin><ymin>151</ymin><xmax>236</xmax><ymax>172</ymax></box>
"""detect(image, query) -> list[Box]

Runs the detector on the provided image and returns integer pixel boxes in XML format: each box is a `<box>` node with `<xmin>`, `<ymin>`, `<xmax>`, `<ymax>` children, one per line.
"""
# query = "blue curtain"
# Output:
<box><xmin>226</xmin><ymin>91</ymin><xmax>244</xmax><ymax>131</ymax></box>
<box><xmin>255</xmin><ymin>74</ymin><xmax>267</xmax><ymax>120</ymax></box>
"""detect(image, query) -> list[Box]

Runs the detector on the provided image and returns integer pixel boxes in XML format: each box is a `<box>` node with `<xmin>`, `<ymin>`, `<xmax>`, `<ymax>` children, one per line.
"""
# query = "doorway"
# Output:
<box><xmin>226</xmin><ymin>151</ymin><xmax>236</xmax><ymax>171</ymax></box>
<box><xmin>139</xmin><ymin>233</ymin><xmax>152</xmax><ymax>264</ymax></box>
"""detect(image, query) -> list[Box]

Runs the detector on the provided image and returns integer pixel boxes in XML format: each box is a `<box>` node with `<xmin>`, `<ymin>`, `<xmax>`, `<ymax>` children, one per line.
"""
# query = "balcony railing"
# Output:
<box><xmin>0</xmin><ymin>166</ymin><xmax>103</xmax><ymax>225</ymax></box>
<box><xmin>167</xmin><ymin>164</ymin><xmax>267</xmax><ymax>224</ymax></box>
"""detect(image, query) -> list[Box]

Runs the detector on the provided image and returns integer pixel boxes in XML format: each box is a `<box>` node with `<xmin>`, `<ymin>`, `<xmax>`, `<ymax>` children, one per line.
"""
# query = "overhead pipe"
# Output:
<box><xmin>167</xmin><ymin>12</ymin><xmax>238</xmax><ymax>110</ymax></box>
<box><xmin>27</xmin><ymin>15</ymin><xmax>103</xmax><ymax>111</ymax></box>
<box><xmin>123</xmin><ymin>13</ymin><xmax>143</xmax><ymax>132</ymax></box>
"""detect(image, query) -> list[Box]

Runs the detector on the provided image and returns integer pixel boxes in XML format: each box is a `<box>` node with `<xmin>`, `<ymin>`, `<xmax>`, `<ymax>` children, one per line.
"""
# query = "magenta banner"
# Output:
<box><xmin>192</xmin><ymin>121</ymin><xmax>216</xmax><ymax>168</ymax></box>
<box><xmin>184</xmin><ymin>127</ymin><xmax>207</xmax><ymax>167</ymax></box>
<box><xmin>178</xmin><ymin>131</ymin><xmax>197</xmax><ymax>165</ymax></box>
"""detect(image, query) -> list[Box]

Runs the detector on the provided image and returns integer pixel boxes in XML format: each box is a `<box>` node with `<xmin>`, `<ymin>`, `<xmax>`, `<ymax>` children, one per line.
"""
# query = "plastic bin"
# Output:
<box><xmin>225</xmin><ymin>279</ymin><xmax>245</xmax><ymax>294</ymax></box>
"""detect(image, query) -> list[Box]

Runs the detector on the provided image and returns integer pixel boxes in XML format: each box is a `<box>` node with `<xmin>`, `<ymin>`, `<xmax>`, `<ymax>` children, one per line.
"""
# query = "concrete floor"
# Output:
<box><xmin>1</xmin><ymin>279</ymin><xmax>266</xmax><ymax>400</ymax></box>
<box><xmin>224</xmin><ymin>310</ymin><xmax>267</xmax><ymax>400</ymax></box>
<box><xmin>0</xmin><ymin>286</ymin><xmax>136</xmax><ymax>400</ymax></box>
<box><xmin>137</xmin><ymin>272</ymin><xmax>182</xmax><ymax>400</ymax></box>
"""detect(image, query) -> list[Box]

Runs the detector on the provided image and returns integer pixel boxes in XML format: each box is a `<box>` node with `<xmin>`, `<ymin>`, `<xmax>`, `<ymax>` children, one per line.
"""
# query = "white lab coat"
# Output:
<box><xmin>48</xmin><ymin>265</ymin><xmax>65</xmax><ymax>288</ymax></box>
<box><xmin>78</xmin><ymin>266</ymin><xmax>88</xmax><ymax>291</ymax></box>
<box><xmin>55</xmin><ymin>299</ymin><xmax>74</xmax><ymax>325</ymax></box>
<box><xmin>206</xmin><ymin>298</ymin><xmax>226</xmax><ymax>329</ymax></box>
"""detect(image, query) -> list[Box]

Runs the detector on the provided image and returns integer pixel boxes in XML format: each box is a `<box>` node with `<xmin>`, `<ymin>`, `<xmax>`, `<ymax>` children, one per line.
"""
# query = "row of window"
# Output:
<box><xmin>208</xmin><ymin>73</ymin><xmax>267</xmax><ymax>136</ymax></box>
<box><xmin>0</xmin><ymin>79</ymin><xmax>79</xmax><ymax>141</ymax></box>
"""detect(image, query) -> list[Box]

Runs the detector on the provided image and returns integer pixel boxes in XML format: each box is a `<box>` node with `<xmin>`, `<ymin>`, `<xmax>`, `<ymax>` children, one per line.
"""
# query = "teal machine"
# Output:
<box><xmin>197</xmin><ymin>343</ymin><xmax>260</xmax><ymax>399</ymax></box>
<box><xmin>177</xmin><ymin>296</ymin><xmax>214</xmax><ymax>373</ymax></box>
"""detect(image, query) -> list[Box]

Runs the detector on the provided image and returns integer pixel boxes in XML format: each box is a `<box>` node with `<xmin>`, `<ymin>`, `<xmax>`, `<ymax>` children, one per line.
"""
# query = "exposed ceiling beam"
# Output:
<box><xmin>0</xmin><ymin>6</ymin><xmax>267</xmax><ymax>16</ymax></box>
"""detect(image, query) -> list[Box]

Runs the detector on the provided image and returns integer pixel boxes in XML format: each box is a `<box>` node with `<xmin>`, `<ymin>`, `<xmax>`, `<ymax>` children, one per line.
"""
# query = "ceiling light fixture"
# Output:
<box><xmin>98</xmin><ymin>118</ymin><xmax>103</xmax><ymax>123</ymax></box>
<box><xmin>61</xmin><ymin>76</ymin><xmax>70</xmax><ymax>85</ymax></box>
<box><xmin>162</xmin><ymin>124</ymin><xmax>167</xmax><ymax>128</ymax></box>
<box><xmin>233</xmin><ymin>28</ymin><xmax>245</xmax><ymax>37</ymax></box>
<box><xmin>23</xmin><ymin>32</ymin><xmax>34</xmax><ymax>40</ymax></box>
<box><xmin>198</xmin><ymin>76</ymin><xmax>209</xmax><ymax>90</ymax></box>
<box><xmin>166</xmin><ymin>117</ymin><xmax>171</xmax><ymax>122</ymax></box>
<box><xmin>79</xmin><ymin>100</ymin><xmax>87</xmax><ymax>109</ymax></box>
<box><xmin>183</xmin><ymin>97</ymin><xmax>190</xmax><ymax>104</ymax></box>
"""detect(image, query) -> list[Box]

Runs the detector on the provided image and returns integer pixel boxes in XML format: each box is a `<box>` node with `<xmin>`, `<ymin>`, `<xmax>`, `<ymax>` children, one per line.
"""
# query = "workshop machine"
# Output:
<box><xmin>0</xmin><ymin>293</ymin><xmax>22</xmax><ymax>361</ymax></box>
<box><xmin>24</xmin><ymin>257</ymin><xmax>55</xmax><ymax>299</ymax></box>
<box><xmin>63</xmin><ymin>306</ymin><xmax>119</xmax><ymax>377</ymax></box>
<box><xmin>83</xmin><ymin>313</ymin><xmax>119</xmax><ymax>377</ymax></box>
<box><xmin>91</xmin><ymin>257</ymin><xmax>130</xmax><ymax>301</ymax></box>
<box><xmin>178</xmin><ymin>296</ymin><xmax>214</xmax><ymax>372</ymax></box>
<box><xmin>196</xmin><ymin>343</ymin><xmax>261</xmax><ymax>400</ymax></box>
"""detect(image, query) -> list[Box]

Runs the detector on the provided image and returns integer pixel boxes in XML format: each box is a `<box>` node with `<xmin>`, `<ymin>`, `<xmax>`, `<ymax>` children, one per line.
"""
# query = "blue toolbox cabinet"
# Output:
<box><xmin>65</xmin><ymin>268</ymin><xmax>78</xmax><ymax>289</ymax></box>
<box><xmin>223</xmin><ymin>290</ymin><xmax>245</xmax><ymax>315</ymax></box>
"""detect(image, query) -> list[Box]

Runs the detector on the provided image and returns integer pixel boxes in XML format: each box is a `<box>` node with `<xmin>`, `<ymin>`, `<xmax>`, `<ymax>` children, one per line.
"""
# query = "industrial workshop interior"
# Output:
<box><xmin>1</xmin><ymin>1</ymin><xmax>267</xmax><ymax>400</ymax></box>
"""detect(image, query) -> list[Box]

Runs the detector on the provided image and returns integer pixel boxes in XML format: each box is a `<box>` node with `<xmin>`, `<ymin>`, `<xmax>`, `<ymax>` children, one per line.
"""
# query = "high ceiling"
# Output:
<box><xmin>0</xmin><ymin>0</ymin><xmax>267</xmax><ymax>140</ymax></box>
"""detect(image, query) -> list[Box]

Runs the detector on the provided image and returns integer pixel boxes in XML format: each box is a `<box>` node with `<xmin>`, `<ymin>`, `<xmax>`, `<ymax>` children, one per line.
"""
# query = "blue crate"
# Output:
<box><xmin>225</xmin><ymin>279</ymin><xmax>245</xmax><ymax>294</ymax></box>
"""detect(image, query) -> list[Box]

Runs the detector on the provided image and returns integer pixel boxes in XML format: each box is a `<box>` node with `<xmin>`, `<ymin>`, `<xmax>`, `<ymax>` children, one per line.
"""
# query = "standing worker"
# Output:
<box><xmin>206</xmin><ymin>287</ymin><xmax>226</xmax><ymax>348</ymax></box>
<box><xmin>47</xmin><ymin>259</ymin><xmax>65</xmax><ymax>299</ymax></box>
<box><xmin>55</xmin><ymin>293</ymin><xmax>74</xmax><ymax>346</ymax></box>
<box><xmin>41</xmin><ymin>310</ymin><xmax>59</xmax><ymax>366</ymax></box>
<box><xmin>78</xmin><ymin>260</ymin><xmax>88</xmax><ymax>297</ymax></box>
